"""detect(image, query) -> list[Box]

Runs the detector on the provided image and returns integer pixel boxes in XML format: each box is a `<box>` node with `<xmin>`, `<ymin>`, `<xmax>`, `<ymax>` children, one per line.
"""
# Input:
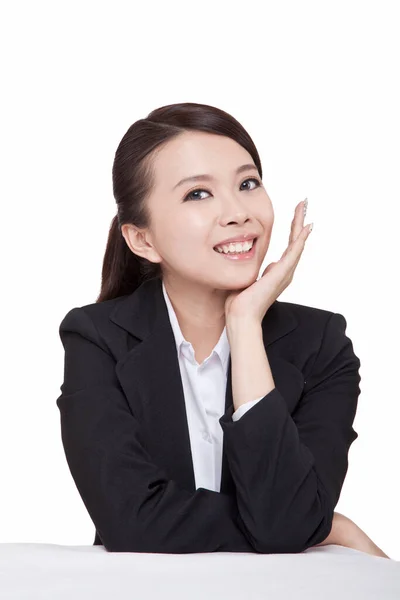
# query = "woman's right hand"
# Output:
<box><xmin>225</xmin><ymin>200</ymin><xmax>312</xmax><ymax>324</ymax></box>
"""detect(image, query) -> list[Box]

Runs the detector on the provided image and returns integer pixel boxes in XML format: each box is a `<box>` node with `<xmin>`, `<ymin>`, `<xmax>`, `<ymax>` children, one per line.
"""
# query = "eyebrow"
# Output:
<box><xmin>172</xmin><ymin>163</ymin><xmax>259</xmax><ymax>190</ymax></box>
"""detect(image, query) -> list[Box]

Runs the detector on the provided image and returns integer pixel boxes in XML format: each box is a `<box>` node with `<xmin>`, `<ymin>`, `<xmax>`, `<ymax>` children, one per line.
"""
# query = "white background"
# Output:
<box><xmin>0</xmin><ymin>1</ymin><xmax>399</xmax><ymax>560</ymax></box>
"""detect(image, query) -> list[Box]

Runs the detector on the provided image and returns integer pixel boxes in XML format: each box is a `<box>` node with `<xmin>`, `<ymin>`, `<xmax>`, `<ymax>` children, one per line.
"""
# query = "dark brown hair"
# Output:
<box><xmin>96</xmin><ymin>102</ymin><xmax>263</xmax><ymax>303</ymax></box>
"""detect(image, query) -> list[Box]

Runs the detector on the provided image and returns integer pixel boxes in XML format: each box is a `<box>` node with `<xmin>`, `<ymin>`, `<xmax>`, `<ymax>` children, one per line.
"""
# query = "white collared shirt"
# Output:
<box><xmin>162</xmin><ymin>281</ymin><xmax>264</xmax><ymax>492</ymax></box>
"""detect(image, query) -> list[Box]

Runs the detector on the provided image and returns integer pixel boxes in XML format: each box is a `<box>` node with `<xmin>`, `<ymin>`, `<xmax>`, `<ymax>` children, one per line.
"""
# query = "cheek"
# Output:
<box><xmin>260</xmin><ymin>202</ymin><xmax>274</xmax><ymax>223</ymax></box>
<box><xmin>153</xmin><ymin>214</ymin><xmax>191</xmax><ymax>252</ymax></box>
<box><xmin>170</xmin><ymin>218</ymin><xmax>209</xmax><ymax>251</ymax></box>
<box><xmin>159</xmin><ymin>227</ymin><xmax>204</xmax><ymax>260</ymax></box>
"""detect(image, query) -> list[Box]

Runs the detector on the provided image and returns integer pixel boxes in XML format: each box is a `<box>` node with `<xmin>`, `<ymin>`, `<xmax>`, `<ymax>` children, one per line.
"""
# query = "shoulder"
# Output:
<box><xmin>272</xmin><ymin>298</ymin><xmax>341</xmax><ymax>334</ymax></box>
<box><xmin>58</xmin><ymin>295</ymin><xmax>130</xmax><ymax>353</ymax></box>
<box><xmin>59</xmin><ymin>295</ymin><xmax>127</xmax><ymax>327</ymax></box>
<box><xmin>269</xmin><ymin>300</ymin><xmax>354</xmax><ymax>358</ymax></box>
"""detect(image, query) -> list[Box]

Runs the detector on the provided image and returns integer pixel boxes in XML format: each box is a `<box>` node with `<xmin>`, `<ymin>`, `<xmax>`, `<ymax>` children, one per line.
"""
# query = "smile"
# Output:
<box><xmin>213</xmin><ymin>237</ymin><xmax>258</xmax><ymax>261</ymax></box>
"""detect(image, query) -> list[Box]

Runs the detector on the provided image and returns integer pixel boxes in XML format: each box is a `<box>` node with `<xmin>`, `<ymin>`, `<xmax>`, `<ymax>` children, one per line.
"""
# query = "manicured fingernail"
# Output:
<box><xmin>303</xmin><ymin>198</ymin><xmax>308</xmax><ymax>218</ymax></box>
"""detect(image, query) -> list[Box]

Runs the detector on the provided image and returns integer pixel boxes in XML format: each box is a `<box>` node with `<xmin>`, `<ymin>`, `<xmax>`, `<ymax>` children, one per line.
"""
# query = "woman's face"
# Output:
<box><xmin>124</xmin><ymin>130</ymin><xmax>274</xmax><ymax>291</ymax></box>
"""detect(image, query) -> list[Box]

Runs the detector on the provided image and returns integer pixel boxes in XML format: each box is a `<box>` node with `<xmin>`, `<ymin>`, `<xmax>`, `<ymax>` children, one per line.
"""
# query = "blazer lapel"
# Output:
<box><xmin>109</xmin><ymin>277</ymin><xmax>299</xmax><ymax>495</ymax></box>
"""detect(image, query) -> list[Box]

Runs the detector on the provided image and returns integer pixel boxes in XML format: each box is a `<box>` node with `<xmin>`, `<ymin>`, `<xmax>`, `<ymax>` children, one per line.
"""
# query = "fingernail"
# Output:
<box><xmin>303</xmin><ymin>198</ymin><xmax>308</xmax><ymax>218</ymax></box>
<box><xmin>308</xmin><ymin>222</ymin><xmax>313</xmax><ymax>233</ymax></box>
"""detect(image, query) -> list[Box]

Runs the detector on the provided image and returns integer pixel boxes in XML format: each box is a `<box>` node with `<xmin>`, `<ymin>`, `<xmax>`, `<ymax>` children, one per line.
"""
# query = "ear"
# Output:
<box><xmin>121</xmin><ymin>224</ymin><xmax>162</xmax><ymax>264</ymax></box>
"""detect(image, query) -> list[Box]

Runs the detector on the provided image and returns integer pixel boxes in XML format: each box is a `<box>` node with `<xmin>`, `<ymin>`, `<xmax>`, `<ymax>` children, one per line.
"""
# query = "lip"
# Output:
<box><xmin>213</xmin><ymin>233</ymin><xmax>259</xmax><ymax>248</ymax></box>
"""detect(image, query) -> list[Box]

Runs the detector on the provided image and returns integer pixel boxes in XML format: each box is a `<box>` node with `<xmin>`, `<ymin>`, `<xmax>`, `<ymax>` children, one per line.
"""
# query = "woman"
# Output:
<box><xmin>57</xmin><ymin>102</ymin><xmax>388</xmax><ymax>558</ymax></box>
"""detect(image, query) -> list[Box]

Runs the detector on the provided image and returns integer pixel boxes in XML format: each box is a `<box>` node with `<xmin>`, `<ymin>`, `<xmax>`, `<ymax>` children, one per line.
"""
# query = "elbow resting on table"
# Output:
<box><xmin>250</xmin><ymin>511</ymin><xmax>334</xmax><ymax>555</ymax></box>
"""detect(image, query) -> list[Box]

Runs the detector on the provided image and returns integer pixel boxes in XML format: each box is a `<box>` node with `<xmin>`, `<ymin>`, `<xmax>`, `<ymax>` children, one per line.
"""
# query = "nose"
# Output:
<box><xmin>219</xmin><ymin>193</ymin><xmax>252</xmax><ymax>226</ymax></box>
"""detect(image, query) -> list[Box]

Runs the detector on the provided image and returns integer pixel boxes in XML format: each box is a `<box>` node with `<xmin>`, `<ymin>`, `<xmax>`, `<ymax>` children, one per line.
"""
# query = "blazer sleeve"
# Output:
<box><xmin>219</xmin><ymin>312</ymin><xmax>361</xmax><ymax>554</ymax></box>
<box><xmin>56</xmin><ymin>306</ymin><xmax>256</xmax><ymax>554</ymax></box>
<box><xmin>232</xmin><ymin>396</ymin><xmax>264</xmax><ymax>421</ymax></box>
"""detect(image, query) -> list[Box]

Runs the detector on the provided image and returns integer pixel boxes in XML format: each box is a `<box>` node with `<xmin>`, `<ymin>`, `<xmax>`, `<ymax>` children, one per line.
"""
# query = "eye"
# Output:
<box><xmin>183</xmin><ymin>177</ymin><xmax>262</xmax><ymax>202</ymax></box>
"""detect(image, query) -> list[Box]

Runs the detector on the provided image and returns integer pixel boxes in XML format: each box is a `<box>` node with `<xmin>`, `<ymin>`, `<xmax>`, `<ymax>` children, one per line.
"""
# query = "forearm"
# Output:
<box><xmin>227</xmin><ymin>318</ymin><xmax>275</xmax><ymax>410</ymax></box>
<box><xmin>313</xmin><ymin>512</ymin><xmax>349</xmax><ymax>547</ymax></box>
<box><xmin>225</xmin><ymin>318</ymin><xmax>390</xmax><ymax>559</ymax></box>
<box><xmin>314</xmin><ymin>512</ymin><xmax>390</xmax><ymax>559</ymax></box>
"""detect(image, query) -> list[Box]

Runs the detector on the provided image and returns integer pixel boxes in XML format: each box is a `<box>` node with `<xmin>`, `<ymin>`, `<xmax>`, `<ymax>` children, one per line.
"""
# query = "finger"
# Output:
<box><xmin>289</xmin><ymin>200</ymin><xmax>307</xmax><ymax>245</ymax></box>
<box><xmin>282</xmin><ymin>222</ymin><xmax>312</xmax><ymax>263</ymax></box>
<box><xmin>290</xmin><ymin>224</ymin><xmax>312</xmax><ymax>269</ymax></box>
<box><xmin>290</xmin><ymin>230</ymin><xmax>310</xmax><ymax>274</ymax></box>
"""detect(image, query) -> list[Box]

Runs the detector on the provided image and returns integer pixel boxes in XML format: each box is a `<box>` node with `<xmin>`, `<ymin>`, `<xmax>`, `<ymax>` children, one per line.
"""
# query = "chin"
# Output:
<box><xmin>217</xmin><ymin>271</ymin><xmax>259</xmax><ymax>290</ymax></box>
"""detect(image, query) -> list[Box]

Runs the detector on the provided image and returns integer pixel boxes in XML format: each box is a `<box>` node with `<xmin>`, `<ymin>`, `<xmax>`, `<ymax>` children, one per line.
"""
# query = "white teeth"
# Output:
<box><xmin>215</xmin><ymin>239</ymin><xmax>255</xmax><ymax>254</ymax></box>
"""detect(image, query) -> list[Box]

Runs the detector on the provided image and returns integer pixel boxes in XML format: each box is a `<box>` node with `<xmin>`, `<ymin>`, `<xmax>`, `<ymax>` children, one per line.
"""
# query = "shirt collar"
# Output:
<box><xmin>161</xmin><ymin>280</ymin><xmax>230</xmax><ymax>371</ymax></box>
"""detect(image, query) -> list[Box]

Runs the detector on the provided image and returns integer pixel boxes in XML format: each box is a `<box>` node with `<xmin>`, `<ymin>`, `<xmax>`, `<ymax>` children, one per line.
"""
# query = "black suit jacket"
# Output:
<box><xmin>56</xmin><ymin>276</ymin><xmax>361</xmax><ymax>554</ymax></box>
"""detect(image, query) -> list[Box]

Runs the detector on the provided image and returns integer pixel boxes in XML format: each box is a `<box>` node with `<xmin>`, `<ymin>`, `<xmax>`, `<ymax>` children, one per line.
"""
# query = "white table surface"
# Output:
<box><xmin>1</xmin><ymin>542</ymin><xmax>399</xmax><ymax>599</ymax></box>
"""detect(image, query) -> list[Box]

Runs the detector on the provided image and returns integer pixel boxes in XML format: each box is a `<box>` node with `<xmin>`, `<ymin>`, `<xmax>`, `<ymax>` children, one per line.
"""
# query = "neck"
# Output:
<box><xmin>162</xmin><ymin>277</ymin><xmax>227</xmax><ymax>337</ymax></box>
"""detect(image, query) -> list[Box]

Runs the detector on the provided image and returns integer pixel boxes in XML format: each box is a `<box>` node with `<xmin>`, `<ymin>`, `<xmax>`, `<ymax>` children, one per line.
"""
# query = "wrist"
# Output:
<box><xmin>226</xmin><ymin>316</ymin><xmax>262</xmax><ymax>340</ymax></box>
<box><xmin>226</xmin><ymin>318</ymin><xmax>275</xmax><ymax>409</ymax></box>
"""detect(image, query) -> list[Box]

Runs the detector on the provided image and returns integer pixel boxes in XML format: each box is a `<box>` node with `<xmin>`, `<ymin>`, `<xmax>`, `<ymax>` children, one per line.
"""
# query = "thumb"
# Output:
<box><xmin>261</xmin><ymin>261</ymin><xmax>277</xmax><ymax>277</ymax></box>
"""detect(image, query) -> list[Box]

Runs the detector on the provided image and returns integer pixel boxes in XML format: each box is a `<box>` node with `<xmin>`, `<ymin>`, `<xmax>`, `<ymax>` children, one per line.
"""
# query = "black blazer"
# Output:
<box><xmin>56</xmin><ymin>276</ymin><xmax>361</xmax><ymax>554</ymax></box>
